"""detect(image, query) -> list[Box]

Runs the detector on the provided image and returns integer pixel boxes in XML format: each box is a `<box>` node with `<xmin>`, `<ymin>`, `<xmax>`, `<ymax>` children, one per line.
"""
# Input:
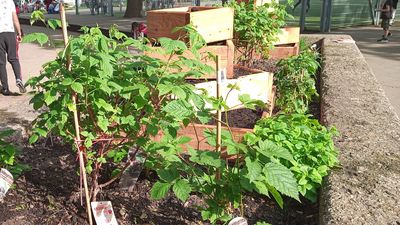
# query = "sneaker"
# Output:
<box><xmin>16</xmin><ymin>79</ymin><xmax>26</xmax><ymax>93</ymax></box>
<box><xmin>1</xmin><ymin>88</ymin><xmax>10</xmax><ymax>96</ymax></box>
<box><xmin>377</xmin><ymin>37</ymin><xmax>389</xmax><ymax>43</ymax></box>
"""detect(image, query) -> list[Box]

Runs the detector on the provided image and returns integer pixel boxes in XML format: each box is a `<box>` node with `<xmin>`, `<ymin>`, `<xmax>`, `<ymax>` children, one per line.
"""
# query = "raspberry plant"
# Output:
<box><xmin>26</xmin><ymin>25</ymin><xmax>214</xmax><ymax>200</ymax></box>
<box><xmin>229</xmin><ymin>0</ymin><xmax>292</xmax><ymax>65</ymax></box>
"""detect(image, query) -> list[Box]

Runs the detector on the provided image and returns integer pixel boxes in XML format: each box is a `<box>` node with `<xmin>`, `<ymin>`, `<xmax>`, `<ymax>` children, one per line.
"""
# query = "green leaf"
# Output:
<box><xmin>29</xmin><ymin>134</ymin><xmax>39</xmax><ymax>144</ymax></box>
<box><xmin>163</xmin><ymin>100</ymin><xmax>192</xmax><ymax>119</ymax></box>
<box><xmin>97</xmin><ymin>116</ymin><xmax>109</xmax><ymax>132</ymax></box>
<box><xmin>172</xmin><ymin>179</ymin><xmax>191</xmax><ymax>202</ymax></box>
<box><xmin>22</xmin><ymin>33</ymin><xmax>49</xmax><ymax>46</ymax></box>
<box><xmin>189</xmin><ymin>149</ymin><xmax>225</xmax><ymax>168</ymax></box>
<box><xmin>71</xmin><ymin>82</ymin><xmax>84</xmax><ymax>94</ymax></box>
<box><xmin>267</xmin><ymin>184</ymin><xmax>284</xmax><ymax>208</ymax></box>
<box><xmin>47</xmin><ymin>19</ymin><xmax>62</xmax><ymax>30</ymax></box>
<box><xmin>256</xmin><ymin>140</ymin><xmax>293</xmax><ymax>161</ymax></box>
<box><xmin>150</xmin><ymin>182</ymin><xmax>171</xmax><ymax>200</ymax></box>
<box><xmin>245</xmin><ymin>157</ymin><xmax>261</xmax><ymax>183</ymax></box>
<box><xmin>176</xmin><ymin>136</ymin><xmax>192</xmax><ymax>145</ymax></box>
<box><xmin>263</xmin><ymin>163</ymin><xmax>299</xmax><ymax>200</ymax></box>
<box><xmin>157</xmin><ymin>168</ymin><xmax>179</xmax><ymax>183</ymax></box>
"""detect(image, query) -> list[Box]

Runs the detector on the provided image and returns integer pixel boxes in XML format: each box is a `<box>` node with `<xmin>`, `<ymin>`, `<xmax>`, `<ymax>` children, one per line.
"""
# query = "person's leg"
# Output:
<box><xmin>0</xmin><ymin>34</ymin><xmax>9</xmax><ymax>94</ymax></box>
<box><xmin>378</xmin><ymin>19</ymin><xmax>390</xmax><ymax>42</ymax></box>
<box><xmin>4</xmin><ymin>32</ymin><xmax>26</xmax><ymax>93</ymax></box>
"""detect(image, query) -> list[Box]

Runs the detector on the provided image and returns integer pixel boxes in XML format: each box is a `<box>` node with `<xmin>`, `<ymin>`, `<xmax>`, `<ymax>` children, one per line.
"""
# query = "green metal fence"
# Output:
<box><xmin>282</xmin><ymin>0</ymin><xmax>374</xmax><ymax>30</ymax></box>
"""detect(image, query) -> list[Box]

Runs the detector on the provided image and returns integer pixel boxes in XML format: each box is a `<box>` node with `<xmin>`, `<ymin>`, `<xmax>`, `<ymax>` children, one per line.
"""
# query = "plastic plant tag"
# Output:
<box><xmin>218</xmin><ymin>68</ymin><xmax>227</xmax><ymax>83</ymax></box>
<box><xmin>228</xmin><ymin>217</ymin><xmax>248</xmax><ymax>225</ymax></box>
<box><xmin>0</xmin><ymin>168</ymin><xmax>13</xmax><ymax>200</ymax></box>
<box><xmin>91</xmin><ymin>201</ymin><xmax>118</xmax><ymax>225</ymax></box>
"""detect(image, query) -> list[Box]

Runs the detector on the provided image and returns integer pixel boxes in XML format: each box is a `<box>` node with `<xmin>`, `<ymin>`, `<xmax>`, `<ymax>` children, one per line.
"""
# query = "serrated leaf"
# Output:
<box><xmin>176</xmin><ymin>136</ymin><xmax>192</xmax><ymax>145</ymax></box>
<box><xmin>157</xmin><ymin>169</ymin><xmax>179</xmax><ymax>183</ymax></box>
<box><xmin>172</xmin><ymin>179</ymin><xmax>191</xmax><ymax>202</ymax></box>
<box><xmin>256</xmin><ymin>140</ymin><xmax>293</xmax><ymax>161</ymax></box>
<box><xmin>150</xmin><ymin>182</ymin><xmax>171</xmax><ymax>200</ymax></box>
<box><xmin>245</xmin><ymin>157</ymin><xmax>261</xmax><ymax>183</ymax></box>
<box><xmin>189</xmin><ymin>149</ymin><xmax>225</xmax><ymax>168</ymax></box>
<box><xmin>263</xmin><ymin>163</ymin><xmax>299</xmax><ymax>200</ymax></box>
<box><xmin>163</xmin><ymin>100</ymin><xmax>192</xmax><ymax>119</ymax></box>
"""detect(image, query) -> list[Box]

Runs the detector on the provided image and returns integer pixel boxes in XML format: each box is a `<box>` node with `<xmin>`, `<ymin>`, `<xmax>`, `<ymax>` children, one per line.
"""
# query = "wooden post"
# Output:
<box><xmin>60</xmin><ymin>4</ymin><xmax>93</xmax><ymax>225</ymax></box>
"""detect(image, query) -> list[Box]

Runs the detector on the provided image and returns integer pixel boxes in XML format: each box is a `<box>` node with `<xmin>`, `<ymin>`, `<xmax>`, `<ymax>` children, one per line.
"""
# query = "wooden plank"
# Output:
<box><xmin>273</xmin><ymin>27</ymin><xmax>300</xmax><ymax>45</ymax></box>
<box><xmin>145</xmin><ymin>42</ymin><xmax>234</xmax><ymax>79</ymax></box>
<box><xmin>177</xmin><ymin>124</ymin><xmax>252</xmax><ymax>151</ymax></box>
<box><xmin>147</xmin><ymin>10</ymin><xmax>188</xmax><ymax>41</ymax></box>
<box><xmin>147</xmin><ymin>7</ymin><xmax>234</xmax><ymax>44</ymax></box>
<box><xmin>194</xmin><ymin>70</ymin><xmax>273</xmax><ymax>112</ymax></box>
<box><xmin>268</xmin><ymin>42</ymin><xmax>299</xmax><ymax>60</ymax></box>
<box><xmin>189</xmin><ymin>7</ymin><xmax>234</xmax><ymax>43</ymax></box>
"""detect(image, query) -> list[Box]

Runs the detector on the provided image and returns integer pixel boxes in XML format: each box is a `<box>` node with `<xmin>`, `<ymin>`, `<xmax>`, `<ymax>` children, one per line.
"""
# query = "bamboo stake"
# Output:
<box><xmin>216</xmin><ymin>56</ymin><xmax>222</xmax><ymax>154</ymax></box>
<box><xmin>216</xmin><ymin>56</ymin><xmax>222</xmax><ymax>180</ymax></box>
<box><xmin>60</xmin><ymin>4</ymin><xmax>93</xmax><ymax>225</ymax></box>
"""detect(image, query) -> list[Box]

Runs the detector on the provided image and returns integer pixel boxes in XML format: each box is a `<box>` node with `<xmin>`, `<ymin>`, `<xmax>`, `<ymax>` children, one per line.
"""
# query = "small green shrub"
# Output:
<box><xmin>246</xmin><ymin>113</ymin><xmax>339</xmax><ymax>201</ymax></box>
<box><xmin>0</xmin><ymin>129</ymin><xmax>26</xmax><ymax>176</ymax></box>
<box><xmin>274</xmin><ymin>42</ymin><xmax>320</xmax><ymax>113</ymax></box>
<box><xmin>147</xmin><ymin>127</ymin><xmax>299</xmax><ymax>224</ymax></box>
<box><xmin>229</xmin><ymin>0</ymin><xmax>291</xmax><ymax>65</ymax></box>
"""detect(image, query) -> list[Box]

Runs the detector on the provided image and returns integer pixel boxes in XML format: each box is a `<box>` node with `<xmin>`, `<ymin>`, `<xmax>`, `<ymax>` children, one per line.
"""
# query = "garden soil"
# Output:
<box><xmin>0</xmin><ymin>139</ymin><xmax>318</xmax><ymax>225</ymax></box>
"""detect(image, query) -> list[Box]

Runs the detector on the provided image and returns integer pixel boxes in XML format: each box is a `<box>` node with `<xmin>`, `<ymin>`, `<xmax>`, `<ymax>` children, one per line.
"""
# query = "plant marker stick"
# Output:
<box><xmin>216</xmin><ymin>56</ymin><xmax>222</xmax><ymax>180</ymax></box>
<box><xmin>60</xmin><ymin>3</ymin><xmax>93</xmax><ymax>225</ymax></box>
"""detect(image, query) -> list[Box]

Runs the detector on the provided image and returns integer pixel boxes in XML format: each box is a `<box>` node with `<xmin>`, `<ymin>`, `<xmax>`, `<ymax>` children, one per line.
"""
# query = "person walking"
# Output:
<box><xmin>377</xmin><ymin>0</ymin><xmax>394</xmax><ymax>42</ymax></box>
<box><xmin>0</xmin><ymin>0</ymin><xmax>26</xmax><ymax>95</ymax></box>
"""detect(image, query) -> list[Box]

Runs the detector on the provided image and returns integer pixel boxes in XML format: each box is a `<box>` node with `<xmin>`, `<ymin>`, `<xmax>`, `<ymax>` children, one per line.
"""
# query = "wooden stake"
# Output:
<box><xmin>216</xmin><ymin>56</ymin><xmax>222</xmax><ymax>154</ymax></box>
<box><xmin>216</xmin><ymin>56</ymin><xmax>222</xmax><ymax>180</ymax></box>
<box><xmin>60</xmin><ymin>4</ymin><xmax>93</xmax><ymax>225</ymax></box>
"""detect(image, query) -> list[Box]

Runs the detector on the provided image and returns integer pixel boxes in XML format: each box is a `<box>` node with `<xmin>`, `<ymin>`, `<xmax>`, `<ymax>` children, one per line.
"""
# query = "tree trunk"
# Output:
<box><xmin>124</xmin><ymin>0</ymin><xmax>143</xmax><ymax>18</ymax></box>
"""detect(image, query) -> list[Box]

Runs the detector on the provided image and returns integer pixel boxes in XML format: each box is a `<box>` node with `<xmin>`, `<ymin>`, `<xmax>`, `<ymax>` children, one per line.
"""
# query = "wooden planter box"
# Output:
<box><xmin>268</xmin><ymin>42</ymin><xmax>299</xmax><ymax>60</ymax></box>
<box><xmin>273</xmin><ymin>27</ymin><xmax>300</xmax><ymax>45</ymax></box>
<box><xmin>147</xmin><ymin>6</ymin><xmax>234</xmax><ymax>44</ymax></box>
<box><xmin>235</xmin><ymin>42</ymin><xmax>299</xmax><ymax>62</ymax></box>
<box><xmin>145</xmin><ymin>40</ymin><xmax>234</xmax><ymax>79</ymax></box>
<box><xmin>177</xmin><ymin>66</ymin><xmax>275</xmax><ymax>151</ymax></box>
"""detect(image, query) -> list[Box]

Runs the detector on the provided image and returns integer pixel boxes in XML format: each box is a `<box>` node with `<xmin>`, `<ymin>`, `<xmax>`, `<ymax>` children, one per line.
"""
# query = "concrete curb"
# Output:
<box><xmin>307</xmin><ymin>34</ymin><xmax>400</xmax><ymax>225</ymax></box>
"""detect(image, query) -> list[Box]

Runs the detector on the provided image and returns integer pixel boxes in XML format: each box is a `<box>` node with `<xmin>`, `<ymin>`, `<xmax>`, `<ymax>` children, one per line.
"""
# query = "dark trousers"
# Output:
<box><xmin>0</xmin><ymin>32</ymin><xmax>22</xmax><ymax>91</ymax></box>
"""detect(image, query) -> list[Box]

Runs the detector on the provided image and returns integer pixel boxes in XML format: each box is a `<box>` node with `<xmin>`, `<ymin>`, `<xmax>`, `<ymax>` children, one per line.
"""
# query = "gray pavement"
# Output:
<box><xmin>333</xmin><ymin>24</ymin><xmax>400</xmax><ymax>117</ymax></box>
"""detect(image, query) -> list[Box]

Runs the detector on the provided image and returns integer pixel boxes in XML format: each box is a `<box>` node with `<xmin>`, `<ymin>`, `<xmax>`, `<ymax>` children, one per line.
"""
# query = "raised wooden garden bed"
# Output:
<box><xmin>177</xmin><ymin>66</ymin><xmax>275</xmax><ymax>151</ymax></box>
<box><xmin>268</xmin><ymin>42</ymin><xmax>299</xmax><ymax>60</ymax></box>
<box><xmin>147</xmin><ymin>6</ymin><xmax>234</xmax><ymax>44</ymax></box>
<box><xmin>273</xmin><ymin>27</ymin><xmax>300</xmax><ymax>46</ymax></box>
<box><xmin>145</xmin><ymin>40</ymin><xmax>234</xmax><ymax>79</ymax></box>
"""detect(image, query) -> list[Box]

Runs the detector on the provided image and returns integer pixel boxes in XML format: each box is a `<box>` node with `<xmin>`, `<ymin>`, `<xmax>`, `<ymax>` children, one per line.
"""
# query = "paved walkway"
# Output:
<box><xmin>334</xmin><ymin>24</ymin><xmax>400</xmax><ymax>117</ymax></box>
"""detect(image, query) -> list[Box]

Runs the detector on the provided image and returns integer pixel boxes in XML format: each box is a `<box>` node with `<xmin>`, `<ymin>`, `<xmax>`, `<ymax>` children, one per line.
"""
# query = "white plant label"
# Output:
<box><xmin>0</xmin><ymin>168</ymin><xmax>13</xmax><ymax>200</ymax></box>
<box><xmin>228</xmin><ymin>217</ymin><xmax>248</xmax><ymax>225</ymax></box>
<box><xmin>218</xmin><ymin>68</ymin><xmax>227</xmax><ymax>83</ymax></box>
<box><xmin>91</xmin><ymin>201</ymin><xmax>118</xmax><ymax>225</ymax></box>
